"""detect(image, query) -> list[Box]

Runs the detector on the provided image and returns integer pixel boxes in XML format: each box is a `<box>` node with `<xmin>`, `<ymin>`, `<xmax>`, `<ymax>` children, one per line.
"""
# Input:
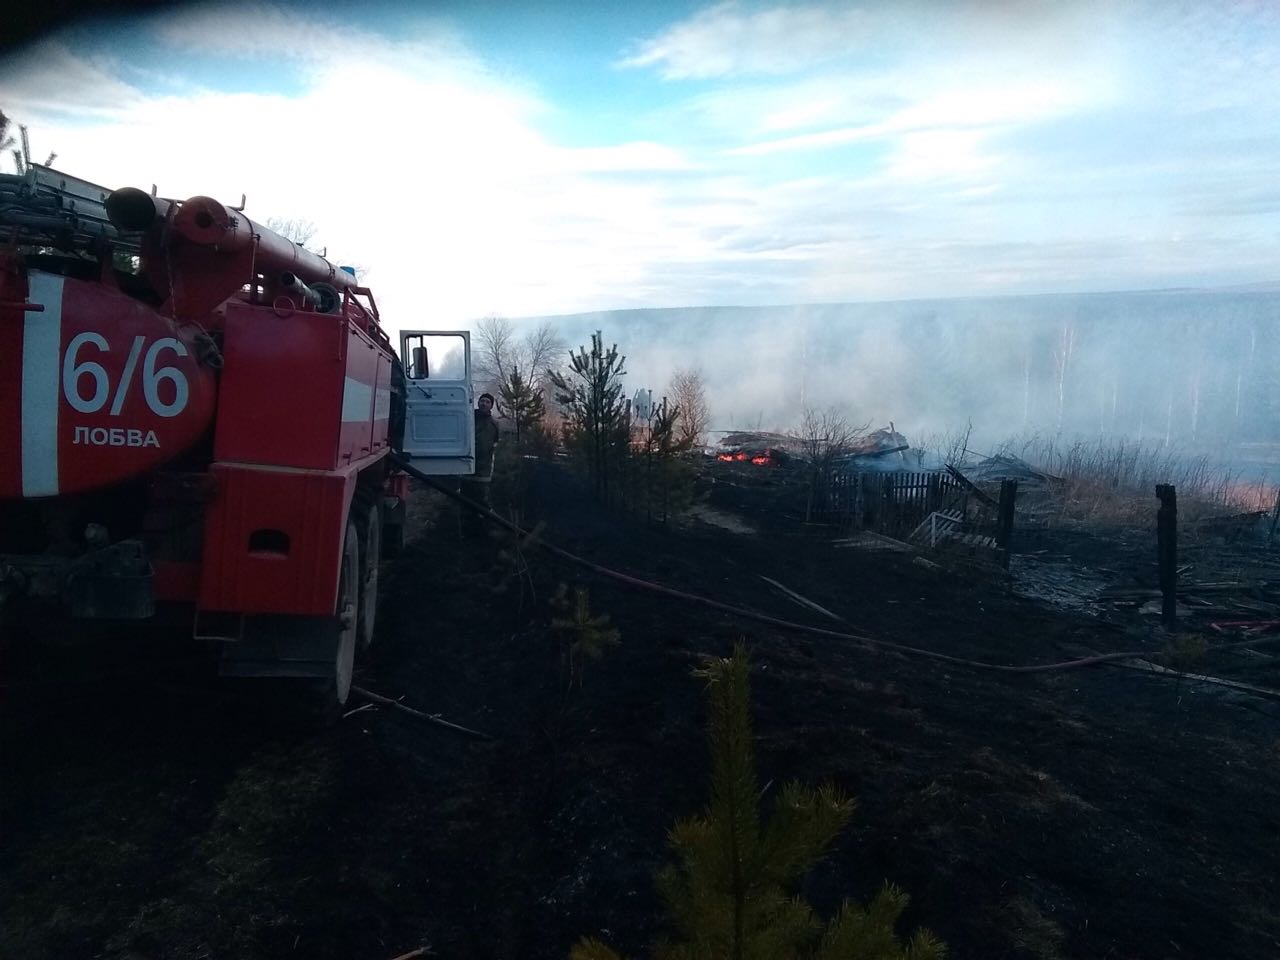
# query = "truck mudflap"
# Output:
<box><xmin>0</xmin><ymin>539</ymin><xmax>155</xmax><ymax>619</ymax></box>
<box><xmin>213</xmin><ymin>614</ymin><xmax>341</xmax><ymax>680</ymax></box>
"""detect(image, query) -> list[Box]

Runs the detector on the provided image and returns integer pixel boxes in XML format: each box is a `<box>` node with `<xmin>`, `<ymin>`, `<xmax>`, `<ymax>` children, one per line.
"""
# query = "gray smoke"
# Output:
<box><xmin>522</xmin><ymin>288</ymin><xmax>1280</xmax><ymax>475</ymax></box>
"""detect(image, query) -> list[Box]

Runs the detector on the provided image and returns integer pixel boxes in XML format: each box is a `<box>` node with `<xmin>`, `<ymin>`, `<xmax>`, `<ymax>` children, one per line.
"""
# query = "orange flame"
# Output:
<box><xmin>717</xmin><ymin>450</ymin><xmax>774</xmax><ymax>465</ymax></box>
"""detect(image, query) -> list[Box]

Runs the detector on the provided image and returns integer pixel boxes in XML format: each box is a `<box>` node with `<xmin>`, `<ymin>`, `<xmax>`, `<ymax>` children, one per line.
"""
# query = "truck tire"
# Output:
<box><xmin>333</xmin><ymin>519</ymin><xmax>360</xmax><ymax>705</ymax></box>
<box><xmin>358</xmin><ymin>503</ymin><xmax>380</xmax><ymax>649</ymax></box>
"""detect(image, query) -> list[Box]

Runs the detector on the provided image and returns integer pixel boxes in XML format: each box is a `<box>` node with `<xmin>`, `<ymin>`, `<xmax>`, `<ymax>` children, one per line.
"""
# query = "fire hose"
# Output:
<box><xmin>391</xmin><ymin>456</ymin><xmax>1280</xmax><ymax>678</ymax></box>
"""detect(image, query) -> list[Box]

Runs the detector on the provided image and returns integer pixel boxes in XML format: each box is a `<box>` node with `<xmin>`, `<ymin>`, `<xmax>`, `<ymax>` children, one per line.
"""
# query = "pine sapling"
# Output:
<box><xmin>550</xmin><ymin>332</ymin><xmax>629</xmax><ymax>504</ymax></box>
<box><xmin>552</xmin><ymin>584</ymin><xmax>622</xmax><ymax>691</ymax></box>
<box><xmin>545</xmin><ymin>585</ymin><xmax>623</xmax><ymax>780</ymax></box>
<box><xmin>499</xmin><ymin>364</ymin><xmax>547</xmax><ymax>452</ymax></box>
<box><xmin>572</xmin><ymin>644</ymin><xmax>945</xmax><ymax>960</ymax></box>
<box><xmin>493</xmin><ymin>517</ymin><xmax>546</xmax><ymax>613</ymax></box>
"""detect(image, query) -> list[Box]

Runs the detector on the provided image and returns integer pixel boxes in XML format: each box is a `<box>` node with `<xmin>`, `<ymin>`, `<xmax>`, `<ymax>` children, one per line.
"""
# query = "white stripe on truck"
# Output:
<box><xmin>21</xmin><ymin>272</ymin><xmax>63</xmax><ymax>497</ymax></box>
<box><xmin>341</xmin><ymin>376</ymin><xmax>373</xmax><ymax>423</ymax></box>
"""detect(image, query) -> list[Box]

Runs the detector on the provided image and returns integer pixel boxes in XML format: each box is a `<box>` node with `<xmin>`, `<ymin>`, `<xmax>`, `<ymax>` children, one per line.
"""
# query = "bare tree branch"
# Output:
<box><xmin>474</xmin><ymin>317</ymin><xmax>565</xmax><ymax>392</ymax></box>
<box><xmin>264</xmin><ymin>216</ymin><xmax>318</xmax><ymax>248</ymax></box>
<box><xmin>795</xmin><ymin>406</ymin><xmax>866</xmax><ymax>523</ymax></box>
<box><xmin>668</xmin><ymin>367</ymin><xmax>712</xmax><ymax>447</ymax></box>
<box><xmin>475</xmin><ymin>316</ymin><xmax>516</xmax><ymax>388</ymax></box>
<box><xmin>524</xmin><ymin>321</ymin><xmax>566</xmax><ymax>387</ymax></box>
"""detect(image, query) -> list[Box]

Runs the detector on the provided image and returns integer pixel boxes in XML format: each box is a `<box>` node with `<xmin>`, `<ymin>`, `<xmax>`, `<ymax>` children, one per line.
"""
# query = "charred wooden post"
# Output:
<box><xmin>996</xmin><ymin>478</ymin><xmax>1018</xmax><ymax>569</ymax></box>
<box><xmin>1157</xmin><ymin>484</ymin><xmax>1178</xmax><ymax>628</ymax></box>
<box><xmin>890</xmin><ymin>476</ymin><xmax>901</xmax><ymax>542</ymax></box>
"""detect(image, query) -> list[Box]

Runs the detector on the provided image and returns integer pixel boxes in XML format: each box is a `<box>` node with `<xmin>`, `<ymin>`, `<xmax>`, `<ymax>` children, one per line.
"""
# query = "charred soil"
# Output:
<box><xmin>2</xmin><ymin>459</ymin><xmax>1279</xmax><ymax>960</ymax></box>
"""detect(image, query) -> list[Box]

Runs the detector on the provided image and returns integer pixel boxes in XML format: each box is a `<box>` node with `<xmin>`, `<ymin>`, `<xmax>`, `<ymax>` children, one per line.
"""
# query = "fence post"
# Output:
<box><xmin>996</xmin><ymin>478</ymin><xmax>1018</xmax><ymax>569</ymax></box>
<box><xmin>1156</xmin><ymin>484</ymin><xmax>1178</xmax><ymax>629</ymax></box>
<box><xmin>880</xmin><ymin>474</ymin><xmax>893</xmax><ymax>534</ymax></box>
<box><xmin>1269</xmin><ymin>486</ymin><xmax>1280</xmax><ymax>545</ymax></box>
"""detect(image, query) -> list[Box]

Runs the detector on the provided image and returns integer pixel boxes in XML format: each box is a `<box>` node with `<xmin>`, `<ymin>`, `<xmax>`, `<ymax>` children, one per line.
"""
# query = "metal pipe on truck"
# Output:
<box><xmin>103</xmin><ymin>187</ymin><xmax>175</xmax><ymax>232</ymax></box>
<box><xmin>105</xmin><ymin>188</ymin><xmax>357</xmax><ymax>295</ymax></box>
<box><xmin>171</xmin><ymin>196</ymin><xmax>357</xmax><ymax>292</ymax></box>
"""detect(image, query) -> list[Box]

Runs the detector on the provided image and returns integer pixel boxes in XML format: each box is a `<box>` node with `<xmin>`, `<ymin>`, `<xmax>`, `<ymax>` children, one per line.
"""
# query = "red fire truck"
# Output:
<box><xmin>0</xmin><ymin>164</ymin><xmax>474</xmax><ymax>703</ymax></box>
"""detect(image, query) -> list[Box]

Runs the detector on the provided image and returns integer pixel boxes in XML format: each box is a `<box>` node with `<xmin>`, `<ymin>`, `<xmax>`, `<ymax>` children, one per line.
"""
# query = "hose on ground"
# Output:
<box><xmin>391</xmin><ymin>456</ymin><xmax>1280</xmax><ymax>677</ymax></box>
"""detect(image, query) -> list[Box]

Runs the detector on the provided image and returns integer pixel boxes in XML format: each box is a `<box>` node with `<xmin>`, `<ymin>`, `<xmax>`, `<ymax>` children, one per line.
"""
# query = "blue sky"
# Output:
<box><xmin>1</xmin><ymin>0</ymin><xmax>1278</xmax><ymax>330</ymax></box>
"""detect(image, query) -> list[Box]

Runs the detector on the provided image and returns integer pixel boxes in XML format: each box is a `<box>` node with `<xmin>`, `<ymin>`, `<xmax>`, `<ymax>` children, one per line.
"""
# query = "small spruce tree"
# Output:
<box><xmin>499</xmin><ymin>364</ymin><xmax>547</xmax><ymax>452</ymax></box>
<box><xmin>492</xmin><ymin>520</ymin><xmax>545</xmax><ymax>613</ymax></box>
<box><xmin>552</xmin><ymin>584</ymin><xmax>622</xmax><ymax>690</ymax></box>
<box><xmin>549</xmin><ymin>332</ymin><xmax>630</xmax><ymax>503</ymax></box>
<box><xmin>572</xmin><ymin>644</ymin><xmax>944</xmax><ymax>960</ymax></box>
<box><xmin>630</xmin><ymin>396</ymin><xmax>696</xmax><ymax>523</ymax></box>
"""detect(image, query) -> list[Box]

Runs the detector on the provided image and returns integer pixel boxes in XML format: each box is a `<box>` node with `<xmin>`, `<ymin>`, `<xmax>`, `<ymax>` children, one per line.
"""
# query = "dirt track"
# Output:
<box><xmin>3</xmin><ymin>460</ymin><xmax>1279</xmax><ymax>959</ymax></box>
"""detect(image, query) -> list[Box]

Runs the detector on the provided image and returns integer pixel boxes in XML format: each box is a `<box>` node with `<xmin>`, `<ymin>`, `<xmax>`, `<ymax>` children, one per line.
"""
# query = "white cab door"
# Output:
<box><xmin>399</xmin><ymin>330</ymin><xmax>474</xmax><ymax>475</ymax></box>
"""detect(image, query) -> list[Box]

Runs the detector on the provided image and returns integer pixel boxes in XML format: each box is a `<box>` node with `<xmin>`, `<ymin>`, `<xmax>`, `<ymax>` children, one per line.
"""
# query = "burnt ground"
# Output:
<box><xmin>2</xmin><ymin>457</ymin><xmax>1279</xmax><ymax>960</ymax></box>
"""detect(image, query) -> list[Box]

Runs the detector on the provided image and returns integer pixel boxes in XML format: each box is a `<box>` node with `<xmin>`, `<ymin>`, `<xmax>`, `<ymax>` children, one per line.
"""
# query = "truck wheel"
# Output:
<box><xmin>333</xmin><ymin>519</ymin><xmax>360</xmax><ymax>705</ymax></box>
<box><xmin>358</xmin><ymin>503</ymin><xmax>380</xmax><ymax>649</ymax></box>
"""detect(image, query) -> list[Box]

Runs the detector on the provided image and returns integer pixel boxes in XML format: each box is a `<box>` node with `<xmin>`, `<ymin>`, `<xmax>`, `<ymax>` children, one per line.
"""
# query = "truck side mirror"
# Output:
<box><xmin>411</xmin><ymin>346</ymin><xmax>429</xmax><ymax>380</ymax></box>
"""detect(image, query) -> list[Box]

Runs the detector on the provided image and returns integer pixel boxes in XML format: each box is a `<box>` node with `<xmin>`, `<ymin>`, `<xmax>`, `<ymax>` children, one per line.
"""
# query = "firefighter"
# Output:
<box><xmin>462</xmin><ymin>392</ymin><xmax>499</xmax><ymax>535</ymax></box>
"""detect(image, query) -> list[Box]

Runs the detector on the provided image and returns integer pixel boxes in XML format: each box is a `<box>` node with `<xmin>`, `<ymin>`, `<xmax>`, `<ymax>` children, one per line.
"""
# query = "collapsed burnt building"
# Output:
<box><xmin>713</xmin><ymin>425</ymin><xmax>919</xmax><ymax>470</ymax></box>
<box><xmin>710</xmin><ymin>425</ymin><xmax>1028</xmax><ymax>561</ymax></box>
<box><xmin>837</xmin><ymin>425</ymin><xmax>917</xmax><ymax>471</ymax></box>
<box><xmin>712</xmin><ymin>431</ymin><xmax>796</xmax><ymax>466</ymax></box>
<box><xmin>712</xmin><ymin>426</ymin><xmax>1027</xmax><ymax>562</ymax></box>
<box><xmin>826</xmin><ymin>428</ymin><xmax>970</xmax><ymax>540</ymax></box>
<box><xmin>956</xmin><ymin>454</ymin><xmax>1052</xmax><ymax>487</ymax></box>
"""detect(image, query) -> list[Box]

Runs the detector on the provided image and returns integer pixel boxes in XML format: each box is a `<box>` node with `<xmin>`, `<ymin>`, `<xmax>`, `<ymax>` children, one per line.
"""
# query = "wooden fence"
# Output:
<box><xmin>820</xmin><ymin>469</ymin><xmax>968</xmax><ymax>538</ymax></box>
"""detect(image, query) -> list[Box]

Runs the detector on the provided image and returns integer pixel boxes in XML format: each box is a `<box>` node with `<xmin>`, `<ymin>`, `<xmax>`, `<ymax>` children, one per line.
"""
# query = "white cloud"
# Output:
<box><xmin>154</xmin><ymin>2</ymin><xmax>390</xmax><ymax>60</ymax></box>
<box><xmin>0</xmin><ymin>41</ymin><xmax>147</xmax><ymax>119</ymax></box>
<box><xmin>724</xmin><ymin>78</ymin><xmax>1099</xmax><ymax>194</ymax></box>
<box><xmin>152</xmin><ymin>1</ymin><xmax>473</xmax><ymax>72</ymax></box>
<box><xmin>0</xmin><ymin>17</ymin><xmax>697</xmax><ymax>331</ymax></box>
<box><xmin>619</xmin><ymin>1</ymin><xmax>874</xmax><ymax>79</ymax></box>
<box><xmin>1</xmin><ymin>0</ymin><xmax>1277</xmax><ymax>335</ymax></box>
<box><xmin>894</xmin><ymin>82</ymin><xmax>1104</xmax><ymax>132</ymax></box>
<box><xmin>552</xmin><ymin>142</ymin><xmax>696</xmax><ymax>173</ymax></box>
<box><xmin>727</xmin><ymin>120</ymin><xmax>885</xmax><ymax>156</ymax></box>
<box><xmin>884</xmin><ymin>129</ymin><xmax>999</xmax><ymax>182</ymax></box>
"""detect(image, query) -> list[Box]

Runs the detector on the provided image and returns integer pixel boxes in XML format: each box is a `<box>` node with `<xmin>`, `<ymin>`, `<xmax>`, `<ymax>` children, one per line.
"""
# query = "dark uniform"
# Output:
<box><xmin>462</xmin><ymin>407</ymin><xmax>499</xmax><ymax>530</ymax></box>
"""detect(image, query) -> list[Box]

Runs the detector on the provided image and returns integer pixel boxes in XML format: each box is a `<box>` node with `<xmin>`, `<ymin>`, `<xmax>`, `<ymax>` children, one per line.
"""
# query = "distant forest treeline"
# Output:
<box><xmin>528</xmin><ymin>289</ymin><xmax>1280</xmax><ymax>453</ymax></box>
